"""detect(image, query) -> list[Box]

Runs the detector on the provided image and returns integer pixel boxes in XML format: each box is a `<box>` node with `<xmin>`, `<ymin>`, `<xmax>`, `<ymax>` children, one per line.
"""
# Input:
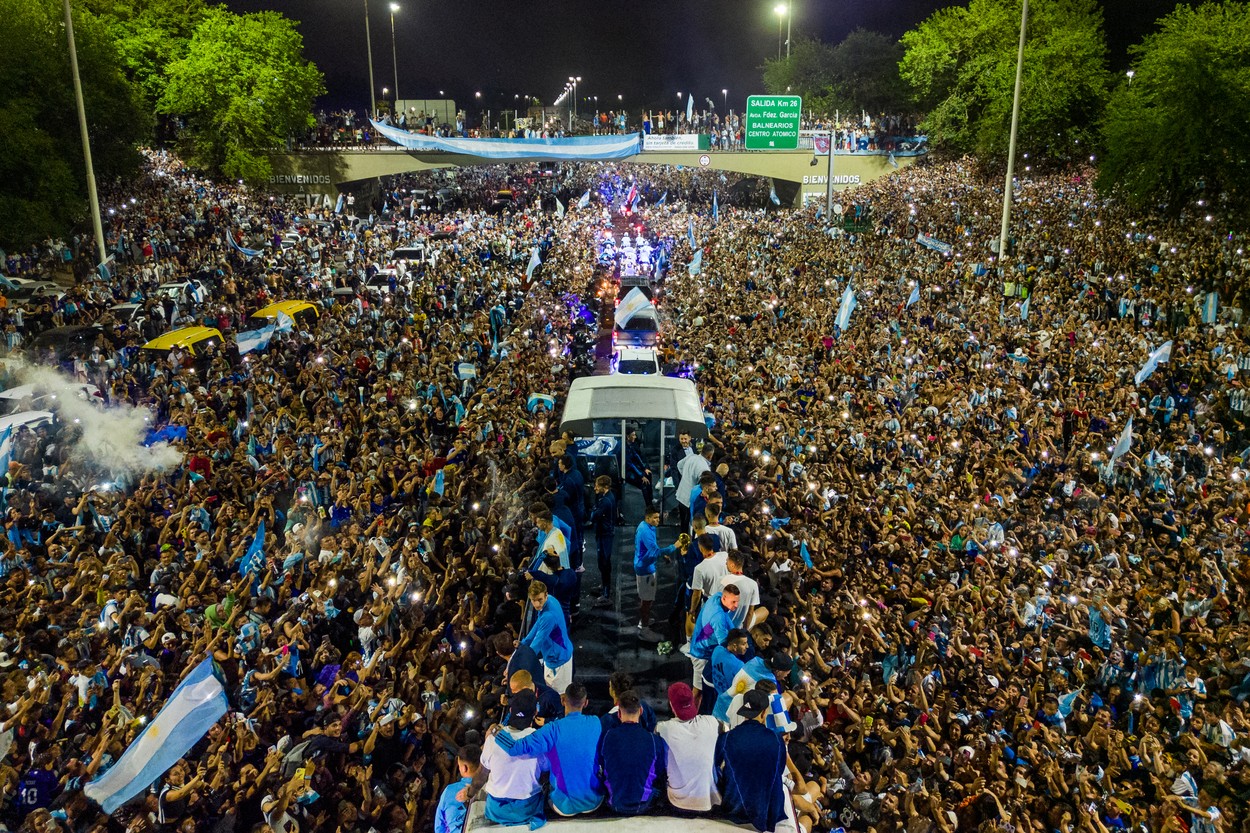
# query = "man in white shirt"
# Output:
<box><xmin>689</xmin><ymin>534</ymin><xmax>729</xmax><ymax>622</ymax></box>
<box><xmin>721</xmin><ymin>551</ymin><xmax>762</xmax><ymax>629</ymax></box>
<box><xmin>676</xmin><ymin>442</ymin><xmax>713</xmax><ymax>531</ymax></box>
<box><xmin>656</xmin><ymin>682</ymin><xmax>722</xmax><ymax>812</ymax></box>
<box><xmin>703</xmin><ymin>503</ymin><xmax>738</xmax><ymax>552</ymax></box>
<box><xmin>479</xmin><ymin>690</ymin><xmax>545</xmax><ymax>828</ymax></box>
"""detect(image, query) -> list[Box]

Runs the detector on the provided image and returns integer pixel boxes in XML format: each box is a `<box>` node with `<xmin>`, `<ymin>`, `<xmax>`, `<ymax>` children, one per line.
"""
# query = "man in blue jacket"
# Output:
<box><xmin>433</xmin><ymin>744</ymin><xmax>481</xmax><ymax>833</ymax></box>
<box><xmin>520</xmin><ymin>580</ymin><xmax>573</xmax><ymax>693</ymax></box>
<box><xmin>493</xmin><ymin>682</ymin><xmax>604</xmax><ymax>817</ymax></box>
<box><xmin>597</xmin><ymin>690</ymin><xmax>667</xmax><ymax>815</ymax></box>
<box><xmin>634</xmin><ymin>507</ymin><xmax>687</xmax><ymax>631</ymax></box>
<box><xmin>690</xmin><ymin>584</ymin><xmax>740</xmax><ymax>697</ymax></box>
<box><xmin>716</xmin><ymin>689</ymin><xmax>790</xmax><ymax>833</ymax></box>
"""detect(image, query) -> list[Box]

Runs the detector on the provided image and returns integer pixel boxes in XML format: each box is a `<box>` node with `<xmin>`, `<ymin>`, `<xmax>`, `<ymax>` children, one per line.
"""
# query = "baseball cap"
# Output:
<box><xmin>508</xmin><ymin>690</ymin><xmax>538</xmax><ymax>730</ymax></box>
<box><xmin>737</xmin><ymin>689</ymin><xmax>770</xmax><ymax>720</ymax></box>
<box><xmin>668</xmin><ymin>682</ymin><xmax>698</xmax><ymax>721</ymax></box>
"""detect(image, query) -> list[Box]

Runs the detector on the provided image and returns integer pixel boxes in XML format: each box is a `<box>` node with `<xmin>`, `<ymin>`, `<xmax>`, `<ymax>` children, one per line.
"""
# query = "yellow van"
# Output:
<box><xmin>141</xmin><ymin>326</ymin><xmax>226</xmax><ymax>356</ymax></box>
<box><xmin>251</xmin><ymin>300</ymin><xmax>320</xmax><ymax>328</ymax></box>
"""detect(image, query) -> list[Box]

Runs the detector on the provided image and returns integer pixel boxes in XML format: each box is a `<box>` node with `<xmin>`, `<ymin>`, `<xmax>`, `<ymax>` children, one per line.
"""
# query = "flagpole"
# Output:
<box><xmin>997</xmin><ymin>0</ymin><xmax>1029</xmax><ymax>282</ymax></box>
<box><xmin>825</xmin><ymin>130</ymin><xmax>835</xmax><ymax>221</ymax></box>
<box><xmin>62</xmin><ymin>0</ymin><xmax>107</xmax><ymax>265</ymax></box>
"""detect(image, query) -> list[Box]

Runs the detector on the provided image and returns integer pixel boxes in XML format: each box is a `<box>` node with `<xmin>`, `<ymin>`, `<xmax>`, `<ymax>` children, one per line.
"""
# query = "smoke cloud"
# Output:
<box><xmin>10</xmin><ymin>363</ymin><xmax>183</xmax><ymax>479</ymax></box>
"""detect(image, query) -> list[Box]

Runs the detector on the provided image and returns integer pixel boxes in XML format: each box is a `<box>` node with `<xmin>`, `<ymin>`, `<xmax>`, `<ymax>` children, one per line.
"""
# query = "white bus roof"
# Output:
<box><xmin>560</xmin><ymin>375</ymin><xmax>708</xmax><ymax>438</ymax></box>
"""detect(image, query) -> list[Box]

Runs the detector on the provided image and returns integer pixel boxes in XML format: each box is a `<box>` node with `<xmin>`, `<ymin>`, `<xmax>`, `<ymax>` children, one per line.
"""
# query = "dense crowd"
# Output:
<box><xmin>0</xmin><ymin>145</ymin><xmax>1245</xmax><ymax>833</ymax></box>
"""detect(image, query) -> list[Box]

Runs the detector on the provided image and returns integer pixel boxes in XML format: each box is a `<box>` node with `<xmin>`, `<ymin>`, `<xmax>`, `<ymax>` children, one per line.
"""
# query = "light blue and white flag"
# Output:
<box><xmin>576</xmin><ymin>190</ymin><xmax>591</xmax><ymax>210</ymax></box>
<box><xmin>1134</xmin><ymin>340</ymin><xmax>1173</xmax><ymax>386</ymax></box>
<box><xmin>1020</xmin><ymin>293</ymin><xmax>1031</xmax><ymax>321</ymax></box>
<box><xmin>227</xmin><ymin>235</ymin><xmax>263</xmax><ymax>259</ymax></box>
<box><xmin>1110</xmin><ymin>417</ymin><xmax>1133</xmax><ymax>466</ymax></box>
<box><xmin>370</xmin><ymin>119</ymin><xmax>642</xmax><ymax>159</ymax></box>
<box><xmin>688</xmin><ymin>249</ymin><xmax>704</xmax><ymax>276</ymax></box>
<box><xmin>615</xmin><ymin>287</ymin><xmax>654</xmax><ymax>327</ymax></box>
<box><xmin>236</xmin><ymin>324</ymin><xmax>276</xmax><ymax>356</ymax></box>
<box><xmin>525</xmin><ymin>247</ymin><xmax>541</xmax><ymax>280</ymax></box>
<box><xmin>769</xmin><ymin>182</ymin><xmax>781</xmax><ymax>206</ymax></box>
<box><xmin>686</xmin><ymin>92</ymin><xmax>694</xmax><ymax>123</ymax></box>
<box><xmin>0</xmin><ymin>425</ymin><xmax>14</xmax><ymax>482</ymax></box>
<box><xmin>906</xmin><ymin>283</ymin><xmax>920</xmax><ymax>308</ymax></box>
<box><xmin>1203</xmin><ymin>291</ymin><xmax>1219</xmax><ymax>324</ymax></box>
<box><xmin>835</xmin><ymin>285</ymin><xmax>857</xmax><ymax>332</ymax></box>
<box><xmin>888</xmin><ymin>152</ymin><xmax>898</xmax><ymax>169</ymax></box>
<box><xmin>655</xmin><ymin>191</ymin><xmax>668</xmax><ymax>206</ymax></box>
<box><xmin>527</xmin><ymin>393</ymin><xmax>556</xmax><ymax>413</ymax></box>
<box><xmin>334</xmin><ymin>193</ymin><xmax>345</xmax><ymax>214</ymax></box>
<box><xmin>239</xmin><ymin>520</ymin><xmax>265</xmax><ymax>577</ymax></box>
<box><xmin>83</xmin><ymin>656</ymin><xmax>228</xmax><ymax>814</ymax></box>
<box><xmin>274</xmin><ymin>312</ymin><xmax>295</xmax><ymax>334</ymax></box>
<box><xmin>688</xmin><ymin>218</ymin><xmax>697</xmax><ymax>250</ymax></box>
<box><xmin>555</xmin><ymin>198</ymin><xmax>565</xmax><ymax>219</ymax></box>
<box><xmin>712</xmin><ymin>190</ymin><xmax>719</xmax><ymax>224</ymax></box>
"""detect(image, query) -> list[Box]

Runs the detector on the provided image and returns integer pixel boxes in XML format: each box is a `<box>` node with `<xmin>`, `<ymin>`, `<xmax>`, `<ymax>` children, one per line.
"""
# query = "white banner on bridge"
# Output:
<box><xmin>643</xmin><ymin>134</ymin><xmax>705</xmax><ymax>151</ymax></box>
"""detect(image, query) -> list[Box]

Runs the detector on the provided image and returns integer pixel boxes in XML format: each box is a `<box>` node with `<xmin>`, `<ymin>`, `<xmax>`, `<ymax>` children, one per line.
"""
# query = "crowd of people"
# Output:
<box><xmin>0</xmin><ymin>143</ymin><xmax>1245</xmax><ymax>833</ymax></box>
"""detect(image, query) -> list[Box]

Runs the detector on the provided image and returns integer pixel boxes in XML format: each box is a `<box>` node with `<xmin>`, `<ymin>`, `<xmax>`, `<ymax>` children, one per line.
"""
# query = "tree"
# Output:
<box><xmin>899</xmin><ymin>0</ymin><xmax>1111</xmax><ymax>159</ymax></box>
<box><xmin>763</xmin><ymin>31</ymin><xmax>909</xmax><ymax>116</ymax></box>
<box><xmin>1098</xmin><ymin>2</ymin><xmax>1250</xmax><ymax>217</ymax></box>
<box><xmin>0</xmin><ymin>0</ymin><xmax>148</xmax><ymax>249</ymax></box>
<box><xmin>84</xmin><ymin>0</ymin><xmax>210</xmax><ymax>114</ymax></box>
<box><xmin>159</xmin><ymin>9</ymin><xmax>324</xmax><ymax>183</ymax></box>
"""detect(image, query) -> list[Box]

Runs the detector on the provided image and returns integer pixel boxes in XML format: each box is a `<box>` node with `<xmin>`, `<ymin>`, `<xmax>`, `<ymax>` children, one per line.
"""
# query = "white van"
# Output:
<box><xmin>613</xmin><ymin>346</ymin><xmax>661</xmax><ymax>375</ymax></box>
<box><xmin>391</xmin><ymin>245</ymin><xmax>427</xmax><ymax>264</ymax></box>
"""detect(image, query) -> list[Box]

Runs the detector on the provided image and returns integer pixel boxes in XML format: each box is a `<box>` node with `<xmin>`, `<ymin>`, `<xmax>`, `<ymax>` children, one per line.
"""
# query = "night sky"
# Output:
<box><xmin>224</xmin><ymin>0</ymin><xmax>1187</xmax><ymax>114</ymax></box>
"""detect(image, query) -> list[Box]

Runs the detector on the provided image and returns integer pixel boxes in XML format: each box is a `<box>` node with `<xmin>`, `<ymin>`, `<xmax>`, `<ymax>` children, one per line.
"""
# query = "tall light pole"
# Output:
<box><xmin>389</xmin><ymin>3</ymin><xmax>400</xmax><ymax>110</ymax></box>
<box><xmin>997</xmin><ymin>0</ymin><xmax>1028</xmax><ymax>276</ymax></box>
<box><xmin>363</xmin><ymin>0</ymin><xmax>377</xmax><ymax>117</ymax></box>
<box><xmin>568</xmin><ymin>76</ymin><xmax>581</xmax><ymax>123</ymax></box>
<box><xmin>722</xmin><ymin>88</ymin><xmax>728</xmax><ymax>110</ymax></box>
<box><xmin>61</xmin><ymin>0</ymin><xmax>106</xmax><ymax>263</ymax></box>
<box><xmin>774</xmin><ymin>3</ymin><xmax>789</xmax><ymax>60</ymax></box>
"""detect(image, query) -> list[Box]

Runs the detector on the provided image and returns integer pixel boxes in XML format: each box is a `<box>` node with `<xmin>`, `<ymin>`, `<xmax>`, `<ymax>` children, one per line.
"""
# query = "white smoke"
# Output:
<box><xmin>11</xmin><ymin>363</ymin><xmax>183</xmax><ymax>478</ymax></box>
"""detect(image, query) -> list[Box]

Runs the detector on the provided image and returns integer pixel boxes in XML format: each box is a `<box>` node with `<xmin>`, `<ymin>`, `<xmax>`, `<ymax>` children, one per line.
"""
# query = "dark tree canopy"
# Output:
<box><xmin>763</xmin><ymin>30</ymin><xmax>909</xmax><ymax>117</ymax></box>
<box><xmin>1098</xmin><ymin>2</ymin><xmax>1250</xmax><ymax>217</ymax></box>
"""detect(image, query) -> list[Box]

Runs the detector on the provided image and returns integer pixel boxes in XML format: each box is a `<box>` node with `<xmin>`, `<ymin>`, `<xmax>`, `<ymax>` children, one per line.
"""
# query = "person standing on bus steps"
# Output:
<box><xmin>588</xmin><ymin>475</ymin><xmax>617</xmax><ymax>602</ymax></box>
<box><xmin>624</xmin><ymin>428</ymin><xmax>654</xmax><ymax>508</ymax></box>
<box><xmin>634</xmin><ymin>507</ymin><xmax>686</xmax><ymax>631</ymax></box>
<box><xmin>521</xmin><ymin>581</ymin><xmax>574</xmax><ymax>693</ymax></box>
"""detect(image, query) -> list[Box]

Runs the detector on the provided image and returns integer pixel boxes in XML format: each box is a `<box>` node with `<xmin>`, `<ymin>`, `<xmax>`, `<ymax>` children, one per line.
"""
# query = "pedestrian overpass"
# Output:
<box><xmin>266</xmin><ymin>143</ymin><xmax>920</xmax><ymax>208</ymax></box>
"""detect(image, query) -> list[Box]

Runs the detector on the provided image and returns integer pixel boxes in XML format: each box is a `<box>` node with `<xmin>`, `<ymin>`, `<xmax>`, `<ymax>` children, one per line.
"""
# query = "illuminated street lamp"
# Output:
<box><xmin>1126</xmin><ymin>69</ymin><xmax>1135</xmax><ymax>85</ymax></box>
<box><xmin>388</xmin><ymin>3</ymin><xmax>400</xmax><ymax>108</ymax></box>
<box><xmin>722</xmin><ymin>88</ymin><xmax>728</xmax><ymax>109</ymax></box>
<box><xmin>774</xmin><ymin>3</ymin><xmax>790</xmax><ymax>60</ymax></box>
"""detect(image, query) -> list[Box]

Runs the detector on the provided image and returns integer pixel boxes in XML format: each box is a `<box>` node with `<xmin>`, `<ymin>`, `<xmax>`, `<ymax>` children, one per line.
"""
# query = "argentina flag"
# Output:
<box><xmin>576</xmin><ymin>190</ymin><xmax>591</xmax><ymax>210</ymax></box>
<box><xmin>1203</xmin><ymin>291</ymin><xmax>1218</xmax><ymax>324</ymax></box>
<box><xmin>525</xmin><ymin>247</ymin><xmax>542</xmax><ymax>280</ymax></box>
<box><xmin>84</xmin><ymin>657</ymin><xmax>228</xmax><ymax>814</ymax></box>
<box><xmin>835</xmin><ymin>285</ymin><xmax>857</xmax><ymax>332</ymax></box>
<box><xmin>238</xmin><ymin>520</ymin><xmax>265</xmax><ymax>577</ymax></box>
<box><xmin>688</xmin><ymin>249</ymin><xmax>704</xmax><ymax>276</ymax></box>
<box><xmin>907</xmin><ymin>283</ymin><xmax>920</xmax><ymax>308</ymax></box>
<box><xmin>236</xmin><ymin>324</ymin><xmax>275</xmax><ymax>356</ymax></box>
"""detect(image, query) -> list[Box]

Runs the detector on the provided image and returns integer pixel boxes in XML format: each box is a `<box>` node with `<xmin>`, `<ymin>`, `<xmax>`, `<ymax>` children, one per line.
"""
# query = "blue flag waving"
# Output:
<box><xmin>712</xmin><ymin>190</ymin><xmax>719</xmax><ymax>224</ymax></box>
<box><xmin>689</xmin><ymin>249</ymin><xmax>704</xmax><ymax>276</ymax></box>
<box><xmin>239</xmin><ymin>520</ymin><xmax>265</xmax><ymax>576</ymax></box>
<box><xmin>1020</xmin><ymin>293</ymin><xmax>1031</xmax><ymax>321</ymax></box>
<box><xmin>84</xmin><ymin>657</ymin><xmax>228</xmax><ymax>814</ymax></box>
<box><xmin>525</xmin><ymin>247</ymin><xmax>542</xmax><ymax>280</ymax></box>
<box><xmin>688</xmin><ymin>218</ymin><xmax>697</xmax><ymax>250</ymax></box>
<box><xmin>656</xmin><ymin>191</ymin><xmax>668</xmax><ymax>206</ymax></box>
<box><xmin>1134</xmin><ymin>341</ymin><xmax>1172</xmax><ymax>386</ymax></box>
<box><xmin>907</xmin><ymin>283</ymin><xmax>920</xmax><ymax>308</ymax></box>
<box><xmin>686</xmin><ymin>92</ymin><xmax>694</xmax><ymax>123</ymax></box>
<box><xmin>576</xmin><ymin>190</ymin><xmax>591</xmax><ymax>210</ymax></box>
<box><xmin>835</xmin><ymin>285</ymin><xmax>858</xmax><ymax>332</ymax></box>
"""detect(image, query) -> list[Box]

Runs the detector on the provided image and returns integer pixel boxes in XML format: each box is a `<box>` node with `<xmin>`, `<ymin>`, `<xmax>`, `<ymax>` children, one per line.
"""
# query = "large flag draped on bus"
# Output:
<box><xmin>84</xmin><ymin>657</ymin><xmax>228</xmax><ymax>814</ymax></box>
<box><xmin>614</xmin><ymin>287</ymin><xmax>654</xmax><ymax>328</ymax></box>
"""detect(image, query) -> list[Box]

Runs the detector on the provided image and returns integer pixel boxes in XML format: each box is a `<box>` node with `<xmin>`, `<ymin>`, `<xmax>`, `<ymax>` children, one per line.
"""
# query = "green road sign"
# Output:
<box><xmin>744</xmin><ymin>95</ymin><xmax>802</xmax><ymax>150</ymax></box>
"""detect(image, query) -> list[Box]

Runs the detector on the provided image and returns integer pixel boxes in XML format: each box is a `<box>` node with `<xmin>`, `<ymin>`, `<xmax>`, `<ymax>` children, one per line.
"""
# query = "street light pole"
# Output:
<box><xmin>825</xmin><ymin>131</ymin><xmax>835</xmax><ymax>220</ymax></box>
<box><xmin>722</xmin><ymin>88</ymin><xmax>728</xmax><ymax>110</ymax></box>
<box><xmin>363</xmin><ymin>0</ymin><xmax>376</xmax><ymax>117</ymax></box>
<box><xmin>997</xmin><ymin>0</ymin><xmax>1028</xmax><ymax>276</ymax></box>
<box><xmin>786</xmin><ymin>1</ymin><xmax>792</xmax><ymax>59</ymax></box>
<box><xmin>61</xmin><ymin>0</ymin><xmax>106</xmax><ymax>264</ymax></box>
<box><xmin>389</xmin><ymin>4</ymin><xmax>400</xmax><ymax>110</ymax></box>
